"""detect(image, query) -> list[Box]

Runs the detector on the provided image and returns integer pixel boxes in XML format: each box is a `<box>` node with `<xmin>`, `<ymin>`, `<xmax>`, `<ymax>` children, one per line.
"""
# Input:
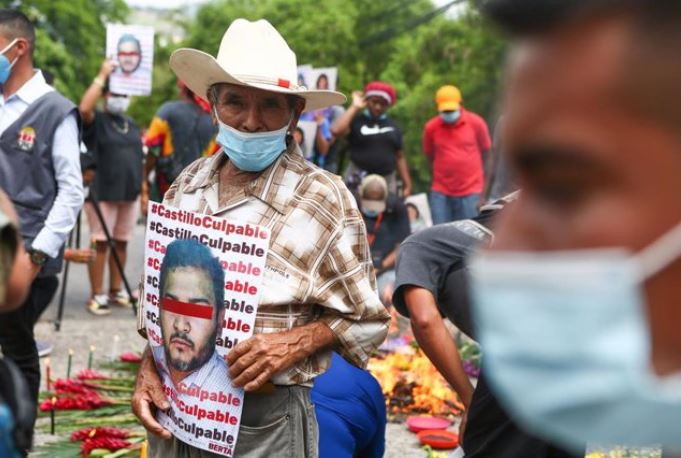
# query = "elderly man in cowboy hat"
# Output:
<box><xmin>132</xmin><ymin>18</ymin><xmax>390</xmax><ymax>457</ymax></box>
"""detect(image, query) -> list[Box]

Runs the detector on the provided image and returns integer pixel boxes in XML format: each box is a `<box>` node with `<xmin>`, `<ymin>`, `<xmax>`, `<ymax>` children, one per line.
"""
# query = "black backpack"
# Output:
<box><xmin>0</xmin><ymin>356</ymin><xmax>34</xmax><ymax>453</ymax></box>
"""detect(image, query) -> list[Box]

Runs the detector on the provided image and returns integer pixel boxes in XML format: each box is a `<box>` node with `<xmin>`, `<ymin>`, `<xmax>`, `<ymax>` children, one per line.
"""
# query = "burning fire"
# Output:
<box><xmin>368</xmin><ymin>347</ymin><xmax>464</xmax><ymax>418</ymax></box>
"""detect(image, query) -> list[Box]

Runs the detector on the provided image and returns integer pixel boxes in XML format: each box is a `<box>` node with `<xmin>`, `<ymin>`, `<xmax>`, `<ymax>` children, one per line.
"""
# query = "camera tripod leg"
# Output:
<box><xmin>88</xmin><ymin>191</ymin><xmax>137</xmax><ymax>316</ymax></box>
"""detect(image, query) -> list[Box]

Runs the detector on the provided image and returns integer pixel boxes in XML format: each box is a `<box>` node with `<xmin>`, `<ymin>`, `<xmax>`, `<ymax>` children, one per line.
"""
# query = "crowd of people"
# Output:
<box><xmin>1</xmin><ymin>1</ymin><xmax>681</xmax><ymax>457</ymax></box>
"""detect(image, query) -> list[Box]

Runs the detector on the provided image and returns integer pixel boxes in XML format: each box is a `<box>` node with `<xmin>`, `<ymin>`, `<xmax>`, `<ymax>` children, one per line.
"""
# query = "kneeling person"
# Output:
<box><xmin>393</xmin><ymin>195</ymin><xmax>581</xmax><ymax>457</ymax></box>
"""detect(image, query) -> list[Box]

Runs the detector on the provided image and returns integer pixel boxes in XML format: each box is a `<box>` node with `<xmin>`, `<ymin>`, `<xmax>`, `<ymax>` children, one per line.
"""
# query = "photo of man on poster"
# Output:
<box><xmin>116</xmin><ymin>33</ymin><xmax>142</xmax><ymax>75</ymax></box>
<box><xmin>106</xmin><ymin>24</ymin><xmax>154</xmax><ymax>96</ymax></box>
<box><xmin>153</xmin><ymin>239</ymin><xmax>228</xmax><ymax>389</ymax></box>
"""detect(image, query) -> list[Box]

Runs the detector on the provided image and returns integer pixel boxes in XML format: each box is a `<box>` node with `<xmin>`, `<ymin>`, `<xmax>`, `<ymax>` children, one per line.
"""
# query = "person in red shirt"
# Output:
<box><xmin>423</xmin><ymin>85</ymin><xmax>492</xmax><ymax>224</ymax></box>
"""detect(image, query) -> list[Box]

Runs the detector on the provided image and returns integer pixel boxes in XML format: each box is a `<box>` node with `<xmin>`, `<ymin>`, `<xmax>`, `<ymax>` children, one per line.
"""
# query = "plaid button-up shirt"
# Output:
<box><xmin>138</xmin><ymin>144</ymin><xmax>390</xmax><ymax>385</ymax></box>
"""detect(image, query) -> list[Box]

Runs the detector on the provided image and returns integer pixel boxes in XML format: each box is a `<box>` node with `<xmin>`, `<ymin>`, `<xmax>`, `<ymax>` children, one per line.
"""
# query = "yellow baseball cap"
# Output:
<box><xmin>436</xmin><ymin>85</ymin><xmax>462</xmax><ymax>112</ymax></box>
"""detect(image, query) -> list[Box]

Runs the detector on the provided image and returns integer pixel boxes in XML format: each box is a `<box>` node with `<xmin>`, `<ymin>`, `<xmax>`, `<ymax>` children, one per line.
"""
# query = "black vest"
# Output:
<box><xmin>0</xmin><ymin>91</ymin><xmax>79</xmax><ymax>276</ymax></box>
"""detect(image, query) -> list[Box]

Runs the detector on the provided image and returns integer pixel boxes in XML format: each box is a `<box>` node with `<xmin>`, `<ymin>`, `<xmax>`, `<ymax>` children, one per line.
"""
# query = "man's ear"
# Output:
<box><xmin>288</xmin><ymin>97</ymin><xmax>306</xmax><ymax>132</ymax></box>
<box><xmin>14</xmin><ymin>38</ymin><xmax>30</xmax><ymax>60</ymax></box>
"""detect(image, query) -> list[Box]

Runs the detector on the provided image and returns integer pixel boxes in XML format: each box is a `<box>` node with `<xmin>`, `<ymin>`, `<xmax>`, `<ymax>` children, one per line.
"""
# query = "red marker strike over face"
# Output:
<box><xmin>161</xmin><ymin>298</ymin><xmax>214</xmax><ymax>320</ymax></box>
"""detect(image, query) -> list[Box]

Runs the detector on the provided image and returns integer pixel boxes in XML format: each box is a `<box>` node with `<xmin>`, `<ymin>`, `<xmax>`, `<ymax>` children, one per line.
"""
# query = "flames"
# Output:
<box><xmin>368</xmin><ymin>347</ymin><xmax>464</xmax><ymax>418</ymax></box>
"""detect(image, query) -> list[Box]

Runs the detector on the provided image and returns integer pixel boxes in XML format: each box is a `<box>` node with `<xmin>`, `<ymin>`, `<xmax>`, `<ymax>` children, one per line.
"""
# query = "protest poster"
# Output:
<box><xmin>405</xmin><ymin>193</ymin><xmax>433</xmax><ymax>228</ymax></box>
<box><xmin>308</xmin><ymin>67</ymin><xmax>338</xmax><ymax>92</ymax></box>
<box><xmin>296</xmin><ymin>120</ymin><xmax>318</xmax><ymax>160</ymax></box>
<box><xmin>142</xmin><ymin>202</ymin><xmax>269</xmax><ymax>456</ymax></box>
<box><xmin>297</xmin><ymin>64</ymin><xmax>313</xmax><ymax>88</ymax></box>
<box><xmin>106</xmin><ymin>24</ymin><xmax>154</xmax><ymax>96</ymax></box>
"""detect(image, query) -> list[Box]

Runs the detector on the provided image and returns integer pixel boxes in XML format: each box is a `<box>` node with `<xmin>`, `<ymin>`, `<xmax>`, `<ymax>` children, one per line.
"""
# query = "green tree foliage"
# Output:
<box><xmin>14</xmin><ymin>0</ymin><xmax>128</xmax><ymax>101</ymax></box>
<box><xmin>4</xmin><ymin>0</ymin><xmax>505</xmax><ymax>192</ymax></box>
<box><xmin>383</xmin><ymin>6</ymin><xmax>506</xmax><ymax>189</ymax></box>
<box><xmin>182</xmin><ymin>0</ymin><xmax>506</xmax><ymax>191</ymax></box>
<box><xmin>127</xmin><ymin>36</ymin><xmax>181</xmax><ymax>128</ymax></box>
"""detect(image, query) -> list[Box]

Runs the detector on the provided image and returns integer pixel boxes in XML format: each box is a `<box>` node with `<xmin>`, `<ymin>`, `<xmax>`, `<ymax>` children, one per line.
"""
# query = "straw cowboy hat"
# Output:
<box><xmin>170</xmin><ymin>19</ymin><xmax>346</xmax><ymax>112</ymax></box>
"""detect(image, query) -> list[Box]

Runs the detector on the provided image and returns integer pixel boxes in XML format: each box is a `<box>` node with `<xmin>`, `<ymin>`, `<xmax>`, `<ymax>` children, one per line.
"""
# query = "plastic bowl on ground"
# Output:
<box><xmin>417</xmin><ymin>429</ymin><xmax>460</xmax><ymax>449</ymax></box>
<box><xmin>406</xmin><ymin>415</ymin><xmax>452</xmax><ymax>433</ymax></box>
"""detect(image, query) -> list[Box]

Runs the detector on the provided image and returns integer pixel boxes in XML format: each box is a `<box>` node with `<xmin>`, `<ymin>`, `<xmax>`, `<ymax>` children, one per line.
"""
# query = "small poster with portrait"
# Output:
<box><xmin>142</xmin><ymin>203</ymin><xmax>269</xmax><ymax>456</ymax></box>
<box><xmin>405</xmin><ymin>193</ymin><xmax>433</xmax><ymax>231</ymax></box>
<box><xmin>296</xmin><ymin>64</ymin><xmax>313</xmax><ymax>89</ymax></box>
<box><xmin>307</xmin><ymin>67</ymin><xmax>338</xmax><ymax>92</ymax></box>
<box><xmin>106</xmin><ymin>24</ymin><xmax>155</xmax><ymax>96</ymax></box>
<box><xmin>294</xmin><ymin>120</ymin><xmax>318</xmax><ymax>160</ymax></box>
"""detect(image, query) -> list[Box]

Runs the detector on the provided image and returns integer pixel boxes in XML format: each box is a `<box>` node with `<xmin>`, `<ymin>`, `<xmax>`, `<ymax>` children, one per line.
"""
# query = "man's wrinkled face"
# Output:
<box><xmin>366</xmin><ymin>96</ymin><xmax>389</xmax><ymax>118</ymax></box>
<box><xmin>117</xmin><ymin>40</ymin><xmax>141</xmax><ymax>74</ymax></box>
<box><xmin>160</xmin><ymin>267</ymin><xmax>219</xmax><ymax>372</ymax></box>
<box><xmin>211</xmin><ymin>83</ymin><xmax>303</xmax><ymax>133</ymax></box>
<box><xmin>494</xmin><ymin>16</ymin><xmax>681</xmax><ymax>374</ymax></box>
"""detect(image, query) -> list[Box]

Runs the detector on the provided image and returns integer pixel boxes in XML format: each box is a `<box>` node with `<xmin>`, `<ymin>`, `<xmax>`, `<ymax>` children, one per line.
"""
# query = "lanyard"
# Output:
<box><xmin>366</xmin><ymin>212</ymin><xmax>384</xmax><ymax>247</ymax></box>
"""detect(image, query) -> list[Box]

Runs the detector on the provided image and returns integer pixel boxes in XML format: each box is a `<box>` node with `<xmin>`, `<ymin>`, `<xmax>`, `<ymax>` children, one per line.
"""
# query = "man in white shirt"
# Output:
<box><xmin>0</xmin><ymin>9</ymin><xmax>83</xmax><ymax>451</ymax></box>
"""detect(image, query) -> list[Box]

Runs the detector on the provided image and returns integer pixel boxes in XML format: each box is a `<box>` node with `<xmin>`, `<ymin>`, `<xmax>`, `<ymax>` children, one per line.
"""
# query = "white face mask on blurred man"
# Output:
<box><xmin>106</xmin><ymin>95</ymin><xmax>129</xmax><ymax>115</ymax></box>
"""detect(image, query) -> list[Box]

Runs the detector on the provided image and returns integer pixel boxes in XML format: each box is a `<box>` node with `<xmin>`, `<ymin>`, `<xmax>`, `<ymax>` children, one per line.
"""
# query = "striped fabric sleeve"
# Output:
<box><xmin>315</xmin><ymin>196</ymin><xmax>390</xmax><ymax>368</ymax></box>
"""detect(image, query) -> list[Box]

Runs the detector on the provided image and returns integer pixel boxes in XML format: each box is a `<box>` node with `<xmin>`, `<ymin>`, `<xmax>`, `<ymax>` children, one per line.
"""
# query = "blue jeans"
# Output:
<box><xmin>430</xmin><ymin>191</ymin><xmax>480</xmax><ymax>225</ymax></box>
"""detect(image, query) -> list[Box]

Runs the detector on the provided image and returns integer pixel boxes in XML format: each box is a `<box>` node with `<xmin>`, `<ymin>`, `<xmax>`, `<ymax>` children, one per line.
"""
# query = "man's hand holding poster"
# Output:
<box><xmin>143</xmin><ymin>202</ymin><xmax>269</xmax><ymax>456</ymax></box>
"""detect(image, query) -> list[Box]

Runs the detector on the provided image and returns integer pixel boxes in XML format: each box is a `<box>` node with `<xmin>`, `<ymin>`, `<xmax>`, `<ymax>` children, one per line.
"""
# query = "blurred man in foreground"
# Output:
<box><xmin>470</xmin><ymin>0</ymin><xmax>681</xmax><ymax>451</ymax></box>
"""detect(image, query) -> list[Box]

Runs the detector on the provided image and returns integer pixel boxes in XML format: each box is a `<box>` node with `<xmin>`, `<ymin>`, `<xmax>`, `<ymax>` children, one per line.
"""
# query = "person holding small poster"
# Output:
<box><xmin>133</xmin><ymin>18</ymin><xmax>390</xmax><ymax>458</ymax></box>
<box><xmin>79</xmin><ymin>59</ymin><xmax>143</xmax><ymax>315</ymax></box>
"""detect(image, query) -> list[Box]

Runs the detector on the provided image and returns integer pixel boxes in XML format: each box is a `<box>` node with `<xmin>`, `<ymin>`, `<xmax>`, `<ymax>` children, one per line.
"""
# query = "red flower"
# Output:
<box><xmin>119</xmin><ymin>352</ymin><xmax>142</xmax><ymax>363</ymax></box>
<box><xmin>39</xmin><ymin>392</ymin><xmax>111</xmax><ymax>411</ymax></box>
<box><xmin>81</xmin><ymin>437</ymin><xmax>131</xmax><ymax>457</ymax></box>
<box><xmin>70</xmin><ymin>427</ymin><xmax>130</xmax><ymax>442</ymax></box>
<box><xmin>76</xmin><ymin>369</ymin><xmax>109</xmax><ymax>380</ymax></box>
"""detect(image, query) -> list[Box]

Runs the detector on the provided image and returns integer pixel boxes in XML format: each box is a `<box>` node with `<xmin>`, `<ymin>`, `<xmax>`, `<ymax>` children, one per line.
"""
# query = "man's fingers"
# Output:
<box><xmin>231</xmin><ymin>358</ymin><xmax>269</xmax><ymax>388</ymax></box>
<box><xmin>134</xmin><ymin>397</ymin><xmax>172</xmax><ymax>439</ymax></box>
<box><xmin>225</xmin><ymin>338</ymin><xmax>253</xmax><ymax>365</ymax></box>
<box><xmin>226</xmin><ymin>347</ymin><xmax>259</xmax><ymax>380</ymax></box>
<box><xmin>244</xmin><ymin>369</ymin><xmax>273</xmax><ymax>392</ymax></box>
<box><xmin>148</xmin><ymin>384</ymin><xmax>170</xmax><ymax>410</ymax></box>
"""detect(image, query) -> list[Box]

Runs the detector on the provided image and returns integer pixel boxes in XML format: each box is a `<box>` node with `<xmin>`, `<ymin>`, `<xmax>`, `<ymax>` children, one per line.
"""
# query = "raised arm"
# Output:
<box><xmin>330</xmin><ymin>91</ymin><xmax>365</xmax><ymax>138</ymax></box>
<box><xmin>79</xmin><ymin>60</ymin><xmax>116</xmax><ymax>126</ymax></box>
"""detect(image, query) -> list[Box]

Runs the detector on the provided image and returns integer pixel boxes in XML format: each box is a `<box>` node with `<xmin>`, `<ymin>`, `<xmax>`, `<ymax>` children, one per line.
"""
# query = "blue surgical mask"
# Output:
<box><xmin>469</xmin><ymin>220</ymin><xmax>681</xmax><ymax>451</ymax></box>
<box><xmin>440</xmin><ymin>110</ymin><xmax>461</xmax><ymax>124</ymax></box>
<box><xmin>0</xmin><ymin>39</ymin><xmax>19</xmax><ymax>85</ymax></box>
<box><xmin>362</xmin><ymin>208</ymin><xmax>380</xmax><ymax>218</ymax></box>
<box><xmin>215</xmin><ymin>111</ymin><xmax>290</xmax><ymax>172</ymax></box>
<box><xmin>363</xmin><ymin>109</ymin><xmax>387</xmax><ymax>122</ymax></box>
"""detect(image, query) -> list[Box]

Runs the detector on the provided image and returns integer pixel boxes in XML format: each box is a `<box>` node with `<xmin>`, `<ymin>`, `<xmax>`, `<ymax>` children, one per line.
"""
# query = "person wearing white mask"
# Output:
<box><xmin>131</xmin><ymin>18</ymin><xmax>390</xmax><ymax>458</ymax></box>
<box><xmin>79</xmin><ymin>59</ymin><xmax>143</xmax><ymax>315</ymax></box>
<box><xmin>469</xmin><ymin>0</ymin><xmax>681</xmax><ymax>454</ymax></box>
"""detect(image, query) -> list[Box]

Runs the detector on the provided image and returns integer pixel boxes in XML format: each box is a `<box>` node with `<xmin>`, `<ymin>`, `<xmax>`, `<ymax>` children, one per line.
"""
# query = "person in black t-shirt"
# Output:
<box><xmin>392</xmin><ymin>194</ymin><xmax>582</xmax><ymax>458</ymax></box>
<box><xmin>332</xmin><ymin>81</ymin><xmax>413</xmax><ymax>197</ymax></box>
<box><xmin>358</xmin><ymin>175</ymin><xmax>410</xmax><ymax>306</ymax></box>
<box><xmin>79</xmin><ymin>59</ymin><xmax>143</xmax><ymax>316</ymax></box>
